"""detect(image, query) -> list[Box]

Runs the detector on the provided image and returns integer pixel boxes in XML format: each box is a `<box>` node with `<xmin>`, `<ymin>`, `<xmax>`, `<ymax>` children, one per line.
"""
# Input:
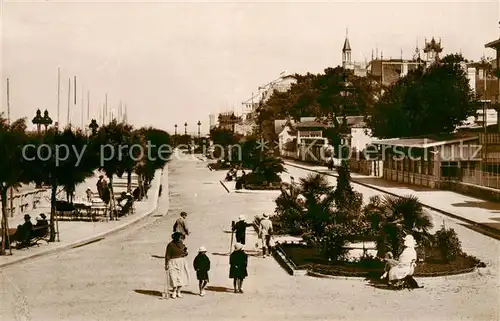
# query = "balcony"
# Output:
<box><xmin>479</xmin><ymin>133</ymin><xmax>500</xmax><ymax>144</ymax></box>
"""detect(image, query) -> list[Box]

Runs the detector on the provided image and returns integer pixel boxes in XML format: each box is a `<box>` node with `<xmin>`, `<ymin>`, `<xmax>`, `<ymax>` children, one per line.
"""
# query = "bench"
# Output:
<box><xmin>6</xmin><ymin>225</ymin><xmax>49</xmax><ymax>249</ymax></box>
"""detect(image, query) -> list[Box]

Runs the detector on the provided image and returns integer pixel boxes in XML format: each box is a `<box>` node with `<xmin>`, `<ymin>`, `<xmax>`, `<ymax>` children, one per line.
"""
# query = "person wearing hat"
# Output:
<box><xmin>229</xmin><ymin>243</ymin><xmax>248</xmax><ymax>293</ymax></box>
<box><xmin>231</xmin><ymin>215</ymin><xmax>251</xmax><ymax>245</ymax></box>
<box><xmin>388</xmin><ymin>234</ymin><xmax>418</xmax><ymax>284</ymax></box>
<box><xmin>258</xmin><ymin>213</ymin><xmax>273</xmax><ymax>258</ymax></box>
<box><xmin>14</xmin><ymin>214</ymin><xmax>33</xmax><ymax>247</ymax></box>
<box><xmin>85</xmin><ymin>187</ymin><xmax>93</xmax><ymax>203</ymax></box>
<box><xmin>165</xmin><ymin>232</ymin><xmax>190</xmax><ymax>298</ymax></box>
<box><xmin>193</xmin><ymin>246</ymin><xmax>211</xmax><ymax>296</ymax></box>
<box><xmin>173</xmin><ymin>211</ymin><xmax>189</xmax><ymax>238</ymax></box>
<box><xmin>33</xmin><ymin>214</ymin><xmax>49</xmax><ymax>238</ymax></box>
<box><xmin>35</xmin><ymin>214</ymin><xmax>48</xmax><ymax>228</ymax></box>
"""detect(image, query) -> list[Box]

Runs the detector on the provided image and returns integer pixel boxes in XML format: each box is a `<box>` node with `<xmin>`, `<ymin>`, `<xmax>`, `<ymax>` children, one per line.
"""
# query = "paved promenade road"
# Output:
<box><xmin>0</xmin><ymin>158</ymin><xmax>498</xmax><ymax>321</ymax></box>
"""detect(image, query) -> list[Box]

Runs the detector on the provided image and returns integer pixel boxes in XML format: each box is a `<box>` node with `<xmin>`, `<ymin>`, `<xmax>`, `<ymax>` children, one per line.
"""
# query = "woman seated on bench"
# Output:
<box><xmin>117</xmin><ymin>192</ymin><xmax>133</xmax><ymax>216</ymax></box>
<box><xmin>33</xmin><ymin>214</ymin><xmax>49</xmax><ymax>238</ymax></box>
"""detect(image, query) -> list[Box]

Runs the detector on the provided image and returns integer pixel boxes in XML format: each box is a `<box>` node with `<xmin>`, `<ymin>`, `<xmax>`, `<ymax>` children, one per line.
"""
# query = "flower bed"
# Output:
<box><xmin>279</xmin><ymin>243</ymin><xmax>485</xmax><ymax>277</ymax></box>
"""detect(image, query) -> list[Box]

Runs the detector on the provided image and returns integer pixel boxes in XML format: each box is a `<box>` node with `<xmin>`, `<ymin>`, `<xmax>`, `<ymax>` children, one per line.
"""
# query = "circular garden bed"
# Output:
<box><xmin>279</xmin><ymin>242</ymin><xmax>485</xmax><ymax>278</ymax></box>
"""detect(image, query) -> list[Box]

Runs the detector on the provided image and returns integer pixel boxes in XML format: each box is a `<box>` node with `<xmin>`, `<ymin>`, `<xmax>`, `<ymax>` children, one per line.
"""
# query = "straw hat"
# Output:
<box><xmin>234</xmin><ymin>243</ymin><xmax>243</xmax><ymax>251</ymax></box>
<box><xmin>403</xmin><ymin>234</ymin><xmax>416</xmax><ymax>247</ymax></box>
<box><xmin>198</xmin><ymin>246</ymin><xmax>207</xmax><ymax>253</ymax></box>
<box><xmin>262</xmin><ymin>213</ymin><xmax>269</xmax><ymax>218</ymax></box>
<box><xmin>238</xmin><ymin>215</ymin><xmax>246</xmax><ymax>221</ymax></box>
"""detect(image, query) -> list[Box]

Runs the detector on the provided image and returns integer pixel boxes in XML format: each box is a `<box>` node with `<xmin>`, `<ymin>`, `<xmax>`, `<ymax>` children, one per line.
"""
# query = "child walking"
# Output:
<box><xmin>229</xmin><ymin>243</ymin><xmax>248</xmax><ymax>294</ymax></box>
<box><xmin>193</xmin><ymin>246</ymin><xmax>210</xmax><ymax>296</ymax></box>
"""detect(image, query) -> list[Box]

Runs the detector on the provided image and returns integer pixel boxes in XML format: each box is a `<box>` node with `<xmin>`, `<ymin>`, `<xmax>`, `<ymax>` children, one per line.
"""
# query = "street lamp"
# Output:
<box><xmin>32</xmin><ymin>109</ymin><xmax>43</xmax><ymax>133</ymax></box>
<box><xmin>89</xmin><ymin>119</ymin><xmax>99</xmax><ymax>136</ymax></box>
<box><xmin>197</xmin><ymin>120</ymin><xmax>201</xmax><ymax>138</ymax></box>
<box><xmin>184</xmin><ymin>122</ymin><xmax>187</xmax><ymax>135</ymax></box>
<box><xmin>174</xmin><ymin>124</ymin><xmax>178</xmax><ymax>135</ymax></box>
<box><xmin>41</xmin><ymin>110</ymin><xmax>53</xmax><ymax>132</ymax></box>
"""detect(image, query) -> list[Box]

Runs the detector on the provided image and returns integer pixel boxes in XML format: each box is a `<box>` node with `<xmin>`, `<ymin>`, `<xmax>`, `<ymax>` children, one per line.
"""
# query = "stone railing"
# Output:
<box><xmin>0</xmin><ymin>188</ymin><xmax>48</xmax><ymax>217</ymax></box>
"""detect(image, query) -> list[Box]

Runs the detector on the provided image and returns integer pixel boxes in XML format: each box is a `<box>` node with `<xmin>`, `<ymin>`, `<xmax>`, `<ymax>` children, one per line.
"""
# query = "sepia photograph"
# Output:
<box><xmin>0</xmin><ymin>0</ymin><xmax>499</xmax><ymax>320</ymax></box>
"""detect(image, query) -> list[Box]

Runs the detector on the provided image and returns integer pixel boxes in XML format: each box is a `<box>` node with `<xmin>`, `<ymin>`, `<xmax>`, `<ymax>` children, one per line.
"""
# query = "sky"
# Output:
<box><xmin>1</xmin><ymin>0</ymin><xmax>499</xmax><ymax>134</ymax></box>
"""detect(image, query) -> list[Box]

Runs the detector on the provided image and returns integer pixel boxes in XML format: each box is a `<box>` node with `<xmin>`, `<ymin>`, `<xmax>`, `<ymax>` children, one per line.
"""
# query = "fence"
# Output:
<box><xmin>460</xmin><ymin>168</ymin><xmax>500</xmax><ymax>190</ymax></box>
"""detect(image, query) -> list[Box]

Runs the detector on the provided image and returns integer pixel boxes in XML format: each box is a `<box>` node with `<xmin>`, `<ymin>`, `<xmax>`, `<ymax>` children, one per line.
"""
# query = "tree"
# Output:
<box><xmin>364</xmin><ymin>194</ymin><xmax>433</xmax><ymax>256</ymax></box>
<box><xmin>25</xmin><ymin>127</ymin><xmax>97</xmax><ymax>241</ymax></box>
<box><xmin>367</xmin><ymin>53</ymin><xmax>476</xmax><ymax>138</ymax></box>
<box><xmin>333</xmin><ymin>160</ymin><xmax>363</xmax><ymax>223</ymax></box>
<box><xmin>0</xmin><ymin>116</ymin><xmax>30</xmax><ymax>254</ymax></box>
<box><xmin>135</xmin><ymin>127</ymin><xmax>172</xmax><ymax>198</ymax></box>
<box><xmin>92</xmin><ymin>120</ymin><xmax>136</xmax><ymax>217</ymax></box>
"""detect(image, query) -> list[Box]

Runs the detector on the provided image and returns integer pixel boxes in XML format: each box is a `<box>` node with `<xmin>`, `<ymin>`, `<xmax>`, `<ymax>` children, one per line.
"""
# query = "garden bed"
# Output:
<box><xmin>244</xmin><ymin>183</ymin><xmax>284</xmax><ymax>190</ymax></box>
<box><xmin>278</xmin><ymin>243</ymin><xmax>484</xmax><ymax>277</ymax></box>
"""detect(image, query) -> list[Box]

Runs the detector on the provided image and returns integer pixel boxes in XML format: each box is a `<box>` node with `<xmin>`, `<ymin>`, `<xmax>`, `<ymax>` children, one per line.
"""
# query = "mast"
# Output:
<box><xmin>67</xmin><ymin>78</ymin><xmax>71</xmax><ymax>126</ymax></box>
<box><xmin>57</xmin><ymin>67</ymin><xmax>60</xmax><ymax>126</ymax></box>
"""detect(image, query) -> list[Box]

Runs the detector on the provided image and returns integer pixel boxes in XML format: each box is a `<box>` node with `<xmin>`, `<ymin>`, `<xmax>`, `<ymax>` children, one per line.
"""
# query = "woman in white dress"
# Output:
<box><xmin>388</xmin><ymin>234</ymin><xmax>417</xmax><ymax>283</ymax></box>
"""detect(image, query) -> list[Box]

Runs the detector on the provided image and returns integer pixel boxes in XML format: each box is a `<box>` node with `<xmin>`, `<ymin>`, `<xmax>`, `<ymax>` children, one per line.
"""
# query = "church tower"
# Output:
<box><xmin>342</xmin><ymin>29</ymin><xmax>354</xmax><ymax>70</ymax></box>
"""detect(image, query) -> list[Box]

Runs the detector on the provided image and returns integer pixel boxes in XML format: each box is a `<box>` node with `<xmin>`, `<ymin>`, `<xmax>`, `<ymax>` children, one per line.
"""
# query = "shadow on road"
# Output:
<box><xmin>205</xmin><ymin>286</ymin><xmax>233</xmax><ymax>293</ymax></box>
<box><xmin>134</xmin><ymin>289</ymin><xmax>199</xmax><ymax>297</ymax></box>
<box><xmin>212</xmin><ymin>252</ymin><xmax>229</xmax><ymax>256</ymax></box>
<box><xmin>151</xmin><ymin>255</ymin><xmax>165</xmax><ymax>259</ymax></box>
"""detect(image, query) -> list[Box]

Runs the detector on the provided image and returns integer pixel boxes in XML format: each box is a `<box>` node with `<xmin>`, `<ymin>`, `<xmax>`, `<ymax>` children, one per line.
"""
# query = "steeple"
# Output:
<box><xmin>342</xmin><ymin>28</ymin><xmax>353</xmax><ymax>69</ymax></box>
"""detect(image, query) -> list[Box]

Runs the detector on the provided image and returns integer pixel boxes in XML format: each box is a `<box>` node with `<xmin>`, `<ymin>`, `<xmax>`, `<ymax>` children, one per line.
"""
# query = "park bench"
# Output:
<box><xmin>7</xmin><ymin>225</ymin><xmax>50</xmax><ymax>249</ymax></box>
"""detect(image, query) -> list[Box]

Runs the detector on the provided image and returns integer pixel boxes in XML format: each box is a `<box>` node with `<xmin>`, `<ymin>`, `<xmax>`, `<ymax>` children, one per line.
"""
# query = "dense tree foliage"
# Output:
<box><xmin>367</xmin><ymin>53</ymin><xmax>476</xmax><ymax>138</ymax></box>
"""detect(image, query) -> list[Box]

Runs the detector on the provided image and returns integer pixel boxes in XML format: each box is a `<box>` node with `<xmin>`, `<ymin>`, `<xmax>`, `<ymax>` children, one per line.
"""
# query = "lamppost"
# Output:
<box><xmin>41</xmin><ymin>110</ymin><xmax>53</xmax><ymax>132</ymax></box>
<box><xmin>89</xmin><ymin>119</ymin><xmax>99</xmax><ymax>136</ymax></box>
<box><xmin>339</xmin><ymin>74</ymin><xmax>353</xmax><ymax>159</ymax></box>
<box><xmin>184</xmin><ymin>122</ymin><xmax>187</xmax><ymax>135</ymax></box>
<box><xmin>197</xmin><ymin>120</ymin><xmax>201</xmax><ymax>138</ymax></box>
<box><xmin>174</xmin><ymin>124</ymin><xmax>178</xmax><ymax>135</ymax></box>
<box><xmin>32</xmin><ymin>109</ymin><xmax>43</xmax><ymax>133</ymax></box>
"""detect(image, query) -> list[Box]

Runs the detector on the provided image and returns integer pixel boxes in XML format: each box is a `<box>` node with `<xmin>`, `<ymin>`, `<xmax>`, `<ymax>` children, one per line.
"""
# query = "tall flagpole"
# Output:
<box><xmin>57</xmin><ymin>67</ymin><xmax>60</xmax><ymax>127</ymax></box>
<box><xmin>104</xmin><ymin>93</ymin><xmax>108</xmax><ymax>124</ymax></box>
<box><xmin>67</xmin><ymin>78</ymin><xmax>71</xmax><ymax>126</ymax></box>
<box><xmin>87</xmin><ymin>91</ymin><xmax>90</xmax><ymax>122</ymax></box>
<box><xmin>81</xmin><ymin>84</ymin><xmax>84</xmax><ymax>129</ymax></box>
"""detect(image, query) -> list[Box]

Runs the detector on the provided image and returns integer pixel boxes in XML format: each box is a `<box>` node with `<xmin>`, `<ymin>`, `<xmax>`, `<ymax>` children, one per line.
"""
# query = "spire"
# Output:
<box><xmin>342</xmin><ymin>27</ymin><xmax>351</xmax><ymax>52</ymax></box>
<box><xmin>371</xmin><ymin>49</ymin><xmax>374</xmax><ymax>61</ymax></box>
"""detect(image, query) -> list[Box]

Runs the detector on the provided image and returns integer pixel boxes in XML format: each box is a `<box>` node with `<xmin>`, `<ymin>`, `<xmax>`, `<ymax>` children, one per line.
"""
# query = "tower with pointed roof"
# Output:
<box><xmin>342</xmin><ymin>29</ymin><xmax>354</xmax><ymax>70</ymax></box>
<box><xmin>423</xmin><ymin>37</ymin><xmax>443</xmax><ymax>63</ymax></box>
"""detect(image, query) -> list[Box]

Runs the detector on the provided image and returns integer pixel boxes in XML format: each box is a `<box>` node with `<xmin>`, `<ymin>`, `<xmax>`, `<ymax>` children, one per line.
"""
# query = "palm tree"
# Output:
<box><xmin>275</xmin><ymin>173</ymin><xmax>336</xmax><ymax>237</ymax></box>
<box><xmin>364</xmin><ymin>194</ymin><xmax>433</xmax><ymax>256</ymax></box>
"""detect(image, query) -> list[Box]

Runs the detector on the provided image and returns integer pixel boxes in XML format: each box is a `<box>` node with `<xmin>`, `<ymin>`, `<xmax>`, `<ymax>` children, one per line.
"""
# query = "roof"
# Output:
<box><xmin>295</xmin><ymin>121</ymin><xmax>332</xmax><ymax>129</ymax></box>
<box><xmin>485</xmin><ymin>38</ymin><xmax>500</xmax><ymax>49</ymax></box>
<box><xmin>342</xmin><ymin>37</ymin><xmax>351</xmax><ymax>52</ymax></box>
<box><xmin>372</xmin><ymin>133</ymin><xmax>478</xmax><ymax>148</ymax></box>
<box><xmin>336</xmin><ymin>116</ymin><xmax>365</xmax><ymax>127</ymax></box>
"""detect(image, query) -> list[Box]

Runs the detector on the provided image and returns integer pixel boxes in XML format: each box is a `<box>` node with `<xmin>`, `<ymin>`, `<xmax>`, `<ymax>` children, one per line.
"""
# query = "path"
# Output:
<box><xmin>286</xmin><ymin>160</ymin><xmax>500</xmax><ymax>238</ymax></box>
<box><xmin>0</xmin><ymin>169</ymin><xmax>163</xmax><ymax>268</ymax></box>
<box><xmin>0</xmin><ymin>158</ymin><xmax>498</xmax><ymax>321</ymax></box>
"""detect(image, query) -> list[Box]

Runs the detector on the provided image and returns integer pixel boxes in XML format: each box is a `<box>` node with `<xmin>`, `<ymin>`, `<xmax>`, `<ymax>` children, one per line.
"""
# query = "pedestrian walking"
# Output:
<box><xmin>165</xmin><ymin>232</ymin><xmax>190</xmax><ymax>299</ymax></box>
<box><xmin>173</xmin><ymin>211</ymin><xmax>189</xmax><ymax>238</ymax></box>
<box><xmin>232</xmin><ymin>215</ymin><xmax>251</xmax><ymax>245</ymax></box>
<box><xmin>193</xmin><ymin>246</ymin><xmax>210</xmax><ymax>296</ymax></box>
<box><xmin>258</xmin><ymin>213</ymin><xmax>273</xmax><ymax>258</ymax></box>
<box><xmin>229</xmin><ymin>243</ymin><xmax>248</xmax><ymax>294</ymax></box>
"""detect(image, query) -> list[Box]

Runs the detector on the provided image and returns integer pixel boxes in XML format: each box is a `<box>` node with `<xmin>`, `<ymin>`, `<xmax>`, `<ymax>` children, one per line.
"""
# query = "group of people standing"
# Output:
<box><xmin>163</xmin><ymin>211</ymin><xmax>274</xmax><ymax>298</ymax></box>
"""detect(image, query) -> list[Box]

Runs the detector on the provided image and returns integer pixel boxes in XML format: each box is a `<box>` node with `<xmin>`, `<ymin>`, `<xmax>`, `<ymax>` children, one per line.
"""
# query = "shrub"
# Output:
<box><xmin>435</xmin><ymin>227</ymin><xmax>462</xmax><ymax>262</ymax></box>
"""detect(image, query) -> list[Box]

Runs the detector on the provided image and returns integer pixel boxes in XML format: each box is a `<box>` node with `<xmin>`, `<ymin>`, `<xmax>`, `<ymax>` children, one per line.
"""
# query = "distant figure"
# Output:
<box><xmin>327</xmin><ymin>158</ymin><xmax>334</xmax><ymax>171</ymax></box>
<box><xmin>33</xmin><ymin>214</ymin><xmax>49</xmax><ymax>238</ymax></box>
<box><xmin>173</xmin><ymin>211</ymin><xmax>189</xmax><ymax>238</ymax></box>
<box><xmin>229</xmin><ymin>243</ymin><xmax>248</xmax><ymax>294</ymax></box>
<box><xmin>232</xmin><ymin>215</ymin><xmax>251</xmax><ymax>245</ymax></box>
<box><xmin>86</xmin><ymin>187</ymin><xmax>93</xmax><ymax>203</ymax></box>
<box><xmin>165</xmin><ymin>232</ymin><xmax>190</xmax><ymax>299</ymax></box>
<box><xmin>193</xmin><ymin>246</ymin><xmax>210</xmax><ymax>296</ymax></box>
<box><xmin>66</xmin><ymin>184</ymin><xmax>75</xmax><ymax>203</ymax></box>
<box><xmin>258</xmin><ymin>213</ymin><xmax>273</xmax><ymax>258</ymax></box>
<box><xmin>96</xmin><ymin>175</ymin><xmax>104</xmax><ymax>198</ymax></box>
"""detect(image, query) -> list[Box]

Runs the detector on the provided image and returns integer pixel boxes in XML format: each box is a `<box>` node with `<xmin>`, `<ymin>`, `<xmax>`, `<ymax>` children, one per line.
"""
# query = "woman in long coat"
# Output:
<box><xmin>229</xmin><ymin>243</ymin><xmax>248</xmax><ymax>293</ymax></box>
<box><xmin>165</xmin><ymin>232</ymin><xmax>190</xmax><ymax>298</ymax></box>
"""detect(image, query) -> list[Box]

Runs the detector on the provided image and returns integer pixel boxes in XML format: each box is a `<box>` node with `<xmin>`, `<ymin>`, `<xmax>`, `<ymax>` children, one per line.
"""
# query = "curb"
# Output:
<box><xmin>307</xmin><ymin>267</ymin><xmax>480</xmax><ymax>280</ymax></box>
<box><xmin>0</xmin><ymin>168</ymin><xmax>166</xmax><ymax>269</ymax></box>
<box><xmin>285</xmin><ymin>162</ymin><xmax>500</xmax><ymax>241</ymax></box>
